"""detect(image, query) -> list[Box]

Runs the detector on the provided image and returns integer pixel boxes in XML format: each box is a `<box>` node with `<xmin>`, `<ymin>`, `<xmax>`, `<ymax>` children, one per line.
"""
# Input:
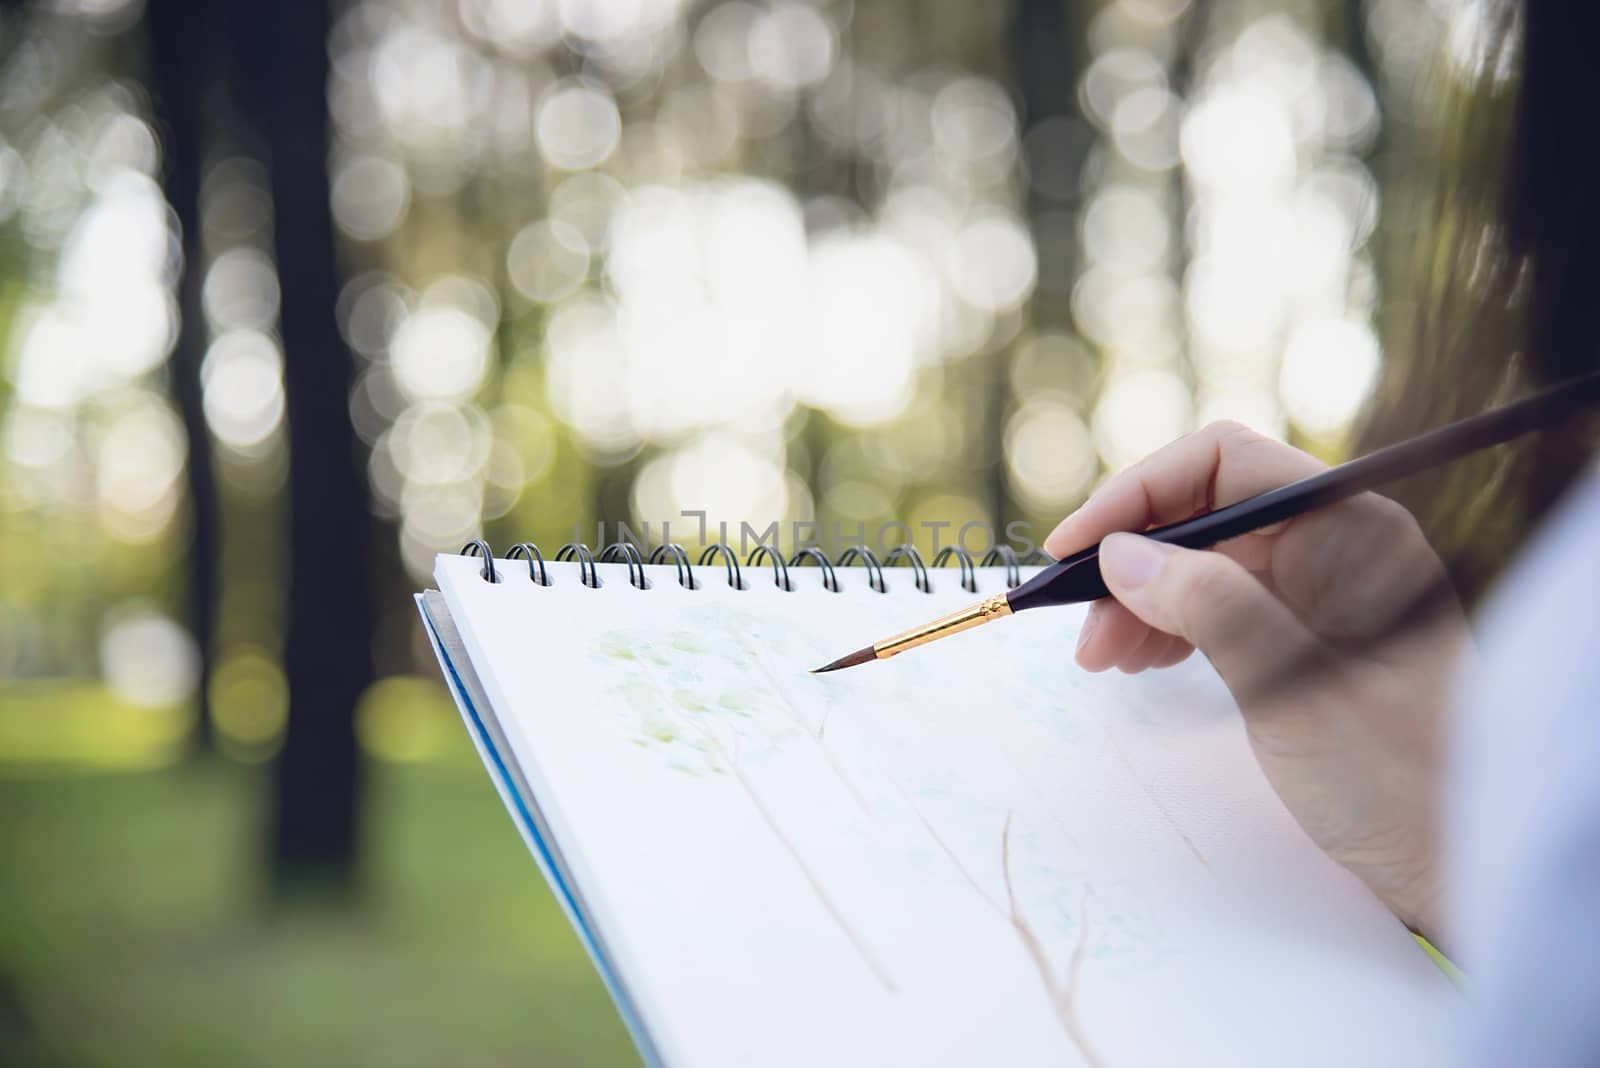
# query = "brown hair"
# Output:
<box><xmin>1360</xmin><ymin>0</ymin><xmax>1600</xmax><ymax>604</ymax></box>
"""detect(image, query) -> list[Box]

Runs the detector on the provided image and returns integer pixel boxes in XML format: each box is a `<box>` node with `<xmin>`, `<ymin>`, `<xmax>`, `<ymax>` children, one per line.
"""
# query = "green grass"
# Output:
<box><xmin>0</xmin><ymin>757</ymin><xmax>639</xmax><ymax>1067</ymax></box>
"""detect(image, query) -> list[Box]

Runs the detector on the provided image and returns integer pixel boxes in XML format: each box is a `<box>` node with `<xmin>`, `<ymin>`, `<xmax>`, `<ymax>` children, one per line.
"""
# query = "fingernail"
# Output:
<box><xmin>1043</xmin><ymin>517</ymin><xmax>1075</xmax><ymax>556</ymax></box>
<box><xmin>1100</xmin><ymin>534</ymin><xmax>1169</xmax><ymax>590</ymax></box>
<box><xmin>1046</xmin><ymin>486</ymin><xmax>1108</xmax><ymax>552</ymax></box>
<box><xmin>1075</xmin><ymin>606</ymin><xmax>1098</xmax><ymax>655</ymax></box>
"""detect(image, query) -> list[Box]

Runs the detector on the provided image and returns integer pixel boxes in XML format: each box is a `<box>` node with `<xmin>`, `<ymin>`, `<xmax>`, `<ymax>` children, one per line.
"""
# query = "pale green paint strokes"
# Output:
<box><xmin>618</xmin><ymin>680</ymin><xmax>657</xmax><ymax>711</ymax></box>
<box><xmin>599</xmin><ymin>644</ymin><xmax>636</xmax><ymax>662</ymax></box>
<box><xmin>670</xmin><ymin>633</ymin><xmax>707</xmax><ymax>655</ymax></box>
<box><xmin>639</xmin><ymin>714</ymin><xmax>680</xmax><ymax>745</ymax></box>
<box><xmin>593</xmin><ymin>615</ymin><xmax>858</xmax><ymax>780</ymax></box>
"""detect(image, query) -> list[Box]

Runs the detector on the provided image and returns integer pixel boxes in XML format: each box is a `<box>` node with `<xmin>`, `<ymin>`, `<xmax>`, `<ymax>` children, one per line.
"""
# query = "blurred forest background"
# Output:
<box><xmin>0</xmin><ymin>0</ymin><xmax>1486</xmax><ymax>1063</ymax></box>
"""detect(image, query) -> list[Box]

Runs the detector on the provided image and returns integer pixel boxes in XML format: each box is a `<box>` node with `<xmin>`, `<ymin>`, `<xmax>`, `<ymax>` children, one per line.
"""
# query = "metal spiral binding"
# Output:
<box><xmin>745</xmin><ymin>545</ymin><xmax>793</xmax><ymax>591</ymax></box>
<box><xmin>787</xmin><ymin>547</ymin><xmax>839</xmax><ymax>592</ymax></box>
<box><xmin>506</xmin><ymin>543</ymin><xmax>551</xmax><ymax>586</ymax></box>
<box><xmin>883</xmin><ymin>544</ymin><xmax>931</xmax><ymax>593</ymax></box>
<box><xmin>836</xmin><ymin>546</ymin><xmax>888</xmax><ymax>593</ymax></box>
<box><xmin>931</xmin><ymin>546</ymin><xmax>978</xmax><ymax>593</ymax></box>
<box><xmin>599</xmin><ymin>543</ymin><xmax>649</xmax><ymax>589</ymax></box>
<box><xmin>555</xmin><ymin>542</ymin><xmax>601</xmax><ymax>587</ymax></box>
<box><xmin>647</xmin><ymin>544</ymin><xmax>696</xmax><ymax>589</ymax></box>
<box><xmin>461</xmin><ymin>539</ymin><xmax>499</xmax><ymax>583</ymax></box>
<box><xmin>460</xmin><ymin>539</ymin><xmax>1042</xmax><ymax>594</ymax></box>
<box><xmin>980</xmin><ymin>545</ymin><xmax>1023</xmax><ymax>588</ymax></box>
<box><xmin>697</xmin><ymin>544</ymin><xmax>744</xmax><ymax>589</ymax></box>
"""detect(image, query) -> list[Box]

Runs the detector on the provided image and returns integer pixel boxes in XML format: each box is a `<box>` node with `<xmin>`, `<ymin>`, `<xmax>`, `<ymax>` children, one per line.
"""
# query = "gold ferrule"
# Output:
<box><xmin>873</xmin><ymin>594</ymin><xmax>1014</xmax><ymax>661</ymax></box>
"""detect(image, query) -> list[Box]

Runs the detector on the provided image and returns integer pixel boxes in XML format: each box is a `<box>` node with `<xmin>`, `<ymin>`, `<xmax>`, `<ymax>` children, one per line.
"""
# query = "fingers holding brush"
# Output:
<box><xmin>1043</xmin><ymin>420</ymin><xmax>1326</xmax><ymax>563</ymax></box>
<box><xmin>1053</xmin><ymin>420</ymin><xmax>1325</xmax><ymax>676</ymax></box>
<box><xmin>1047</xmin><ymin>422</ymin><xmax>1345</xmax><ymax>675</ymax></box>
<box><xmin>1075</xmin><ymin>599</ymin><xmax>1194</xmax><ymax>673</ymax></box>
<box><xmin>1116</xmin><ymin>628</ymin><xmax>1194</xmax><ymax>674</ymax></box>
<box><xmin>1097</xmin><ymin>533</ymin><xmax>1324</xmax><ymax>701</ymax></box>
<box><xmin>1141</xmin><ymin>630</ymin><xmax>1197</xmax><ymax>671</ymax></box>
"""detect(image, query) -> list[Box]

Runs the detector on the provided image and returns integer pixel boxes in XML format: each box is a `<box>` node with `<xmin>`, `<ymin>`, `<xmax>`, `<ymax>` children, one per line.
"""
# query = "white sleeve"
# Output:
<box><xmin>1448</xmin><ymin>472</ymin><xmax>1600</xmax><ymax>1068</ymax></box>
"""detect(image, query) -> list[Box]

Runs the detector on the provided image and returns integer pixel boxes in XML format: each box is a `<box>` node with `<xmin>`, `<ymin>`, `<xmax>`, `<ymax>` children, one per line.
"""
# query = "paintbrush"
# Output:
<box><xmin>813</xmin><ymin>369</ymin><xmax>1600</xmax><ymax>673</ymax></box>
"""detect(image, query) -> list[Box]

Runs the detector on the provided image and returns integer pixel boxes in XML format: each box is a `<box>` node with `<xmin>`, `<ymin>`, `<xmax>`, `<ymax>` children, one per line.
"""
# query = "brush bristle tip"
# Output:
<box><xmin>811</xmin><ymin>646</ymin><xmax>876</xmax><ymax>673</ymax></box>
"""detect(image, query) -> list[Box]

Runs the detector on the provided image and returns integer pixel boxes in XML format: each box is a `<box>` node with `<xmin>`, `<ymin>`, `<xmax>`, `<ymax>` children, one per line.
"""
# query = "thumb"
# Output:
<box><xmin>1098</xmin><ymin>533</ymin><xmax>1322</xmax><ymax>700</ymax></box>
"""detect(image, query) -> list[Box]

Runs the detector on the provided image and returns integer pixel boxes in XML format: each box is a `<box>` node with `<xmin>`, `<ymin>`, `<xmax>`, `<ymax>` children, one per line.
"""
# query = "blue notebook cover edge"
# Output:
<box><xmin>414</xmin><ymin>593</ymin><xmax>663</xmax><ymax>1068</ymax></box>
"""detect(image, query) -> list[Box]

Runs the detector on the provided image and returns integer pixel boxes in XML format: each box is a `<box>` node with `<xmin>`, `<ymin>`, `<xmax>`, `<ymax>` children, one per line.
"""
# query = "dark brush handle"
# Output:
<box><xmin>1008</xmin><ymin>369</ymin><xmax>1600</xmax><ymax>612</ymax></box>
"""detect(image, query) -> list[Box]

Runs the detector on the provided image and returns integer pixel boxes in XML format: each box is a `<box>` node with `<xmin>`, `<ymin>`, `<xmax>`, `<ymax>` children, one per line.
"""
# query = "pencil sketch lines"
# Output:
<box><xmin>908</xmin><ymin>805</ymin><xmax>1003</xmax><ymax>915</ymax></box>
<box><xmin>747</xmin><ymin>638</ymin><xmax>870</xmax><ymax>813</ymax></box>
<box><xmin>1097</xmin><ymin>722</ymin><xmax>1209</xmax><ymax>870</ymax></box>
<box><xmin>906</xmin><ymin>797</ymin><xmax>1106</xmax><ymax>1067</ymax></box>
<box><xmin>1063</xmin><ymin>886</ymin><xmax>1096</xmax><ymax>1064</ymax></box>
<box><xmin>1001</xmin><ymin>813</ymin><xmax>1107</xmax><ymax>1068</ymax></box>
<box><xmin>714</xmin><ymin>727</ymin><xmax>899</xmax><ymax>994</ymax></box>
<box><xmin>613</xmin><ymin>647</ymin><xmax>896</xmax><ymax>994</ymax></box>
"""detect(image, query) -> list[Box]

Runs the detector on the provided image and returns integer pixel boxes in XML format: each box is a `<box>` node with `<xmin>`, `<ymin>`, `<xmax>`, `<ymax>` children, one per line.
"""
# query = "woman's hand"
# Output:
<box><xmin>1045</xmin><ymin>421</ymin><xmax>1471</xmax><ymax>943</ymax></box>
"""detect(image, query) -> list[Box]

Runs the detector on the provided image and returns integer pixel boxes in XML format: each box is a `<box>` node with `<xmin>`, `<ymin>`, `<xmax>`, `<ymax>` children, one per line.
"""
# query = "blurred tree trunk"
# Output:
<box><xmin>1003</xmin><ymin>0</ymin><xmax>1089</xmax><ymax>536</ymax></box>
<box><xmin>144</xmin><ymin>0</ymin><xmax>220</xmax><ymax>753</ymax></box>
<box><xmin>1171</xmin><ymin>0</ymin><xmax>1207</xmax><ymax>401</ymax></box>
<box><xmin>230</xmin><ymin>0</ymin><xmax>372</xmax><ymax>894</ymax></box>
<box><xmin>1010</xmin><ymin>0</ymin><xmax>1083</xmax><ymax>329</ymax></box>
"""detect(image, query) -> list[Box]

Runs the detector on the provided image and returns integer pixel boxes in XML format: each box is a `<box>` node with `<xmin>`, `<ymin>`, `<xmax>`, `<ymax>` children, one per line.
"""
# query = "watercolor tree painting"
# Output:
<box><xmin>589</xmin><ymin>603</ymin><xmax>1185</xmax><ymax>1065</ymax></box>
<box><xmin>594</xmin><ymin>619</ymin><xmax>899</xmax><ymax>993</ymax></box>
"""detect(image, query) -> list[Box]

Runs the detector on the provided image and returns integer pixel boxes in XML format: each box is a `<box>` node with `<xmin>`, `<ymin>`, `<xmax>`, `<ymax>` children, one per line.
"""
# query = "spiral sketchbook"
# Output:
<box><xmin>417</xmin><ymin>543</ymin><xmax>1457</xmax><ymax>1067</ymax></box>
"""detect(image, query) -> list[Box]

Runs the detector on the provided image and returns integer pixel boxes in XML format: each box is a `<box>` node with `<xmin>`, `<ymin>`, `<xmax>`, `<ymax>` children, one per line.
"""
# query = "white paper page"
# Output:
<box><xmin>417</xmin><ymin>591</ymin><xmax>664</xmax><ymax>1064</ymax></box>
<box><xmin>436</xmin><ymin>553</ymin><xmax>1457</xmax><ymax>1068</ymax></box>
